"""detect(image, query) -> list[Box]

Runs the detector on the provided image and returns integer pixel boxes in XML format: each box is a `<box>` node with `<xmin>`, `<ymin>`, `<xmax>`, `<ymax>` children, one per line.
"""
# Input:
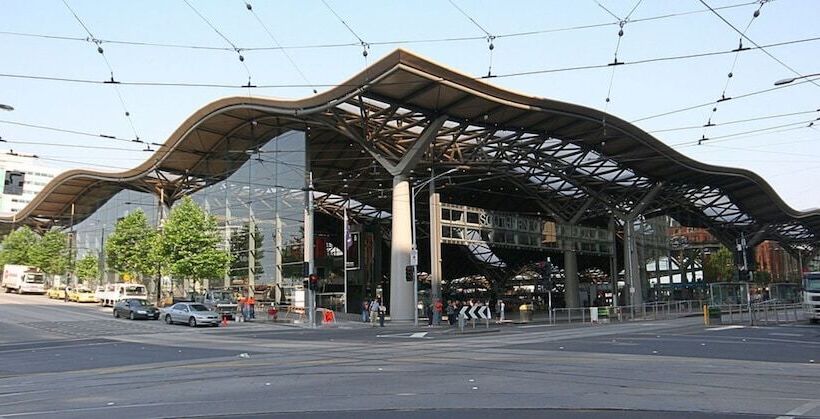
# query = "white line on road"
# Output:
<box><xmin>769</xmin><ymin>332</ymin><xmax>803</xmax><ymax>337</ymax></box>
<box><xmin>705</xmin><ymin>325</ymin><xmax>745</xmax><ymax>331</ymax></box>
<box><xmin>775</xmin><ymin>400</ymin><xmax>820</xmax><ymax>419</ymax></box>
<box><xmin>409</xmin><ymin>332</ymin><xmax>428</xmax><ymax>338</ymax></box>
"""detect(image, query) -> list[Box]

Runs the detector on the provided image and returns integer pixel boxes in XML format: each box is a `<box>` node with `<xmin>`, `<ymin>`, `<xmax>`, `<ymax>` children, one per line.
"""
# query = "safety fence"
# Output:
<box><xmin>547</xmin><ymin>300</ymin><xmax>704</xmax><ymax>325</ymax></box>
<box><xmin>709</xmin><ymin>302</ymin><xmax>806</xmax><ymax>325</ymax></box>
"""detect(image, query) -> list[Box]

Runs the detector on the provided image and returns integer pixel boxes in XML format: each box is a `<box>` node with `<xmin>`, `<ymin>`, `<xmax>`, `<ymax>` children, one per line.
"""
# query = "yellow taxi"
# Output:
<box><xmin>47</xmin><ymin>286</ymin><xmax>67</xmax><ymax>300</ymax></box>
<box><xmin>68</xmin><ymin>287</ymin><xmax>98</xmax><ymax>303</ymax></box>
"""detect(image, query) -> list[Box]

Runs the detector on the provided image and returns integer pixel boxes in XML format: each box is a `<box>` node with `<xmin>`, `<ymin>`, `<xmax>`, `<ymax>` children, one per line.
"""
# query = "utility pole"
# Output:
<box><xmin>304</xmin><ymin>171</ymin><xmax>315</xmax><ymax>328</ymax></box>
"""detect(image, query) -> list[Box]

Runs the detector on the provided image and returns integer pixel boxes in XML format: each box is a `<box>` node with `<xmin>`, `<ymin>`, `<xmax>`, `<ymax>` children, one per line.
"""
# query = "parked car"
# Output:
<box><xmin>68</xmin><ymin>287</ymin><xmax>98</xmax><ymax>303</ymax></box>
<box><xmin>113</xmin><ymin>298</ymin><xmax>160</xmax><ymax>320</ymax></box>
<box><xmin>161</xmin><ymin>303</ymin><xmax>220</xmax><ymax>327</ymax></box>
<box><xmin>47</xmin><ymin>286</ymin><xmax>67</xmax><ymax>299</ymax></box>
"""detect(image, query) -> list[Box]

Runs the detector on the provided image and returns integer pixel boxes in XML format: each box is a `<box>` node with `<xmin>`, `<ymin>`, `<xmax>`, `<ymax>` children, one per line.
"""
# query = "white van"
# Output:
<box><xmin>98</xmin><ymin>283</ymin><xmax>148</xmax><ymax>307</ymax></box>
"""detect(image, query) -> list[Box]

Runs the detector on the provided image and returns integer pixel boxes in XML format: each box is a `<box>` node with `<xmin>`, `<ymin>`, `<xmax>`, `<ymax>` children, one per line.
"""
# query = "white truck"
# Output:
<box><xmin>803</xmin><ymin>272</ymin><xmax>820</xmax><ymax>324</ymax></box>
<box><xmin>2</xmin><ymin>265</ymin><xmax>46</xmax><ymax>294</ymax></box>
<box><xmin>98</xmin><ymin>283</ymin><xmax>148</xmax><ymax>307</ymax></box>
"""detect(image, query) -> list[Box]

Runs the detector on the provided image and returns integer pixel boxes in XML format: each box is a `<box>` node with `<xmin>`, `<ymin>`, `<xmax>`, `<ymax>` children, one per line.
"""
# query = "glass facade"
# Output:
<box><xmin>72</xmin><ymin>131</ymin><xmax>308</xmax><ymax>305</ymax></box>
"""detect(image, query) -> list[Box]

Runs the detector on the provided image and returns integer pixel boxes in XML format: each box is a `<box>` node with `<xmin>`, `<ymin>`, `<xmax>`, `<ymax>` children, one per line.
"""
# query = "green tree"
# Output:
<box><xmin>703</xmin><ymin>246</ymin><xmax>735</xmax><ymax>282</ymax></box>
<box><xmin>159</xmin><ymin>196</ymin><xmax>229</xmax><ymax>289</ymax></box>
<box><xmin>29</xmin><ymin>229</ymin><xmax>69</xmax><ymax>276</ymax></box>
<box><xmin>75</xmin><ymin>253</ymin><xmax>100</xmax><ymax>285</ymax></box>
<box><xmin>0</xmin><ymin>226</ymin><xmax>39</xmax><ymax>266</ymax></box>
<box><xmin>229</xmin><ymin>222</ymin><xmax>264</xmax><ymax>281</ymax></box>
<box><xmin>105</xmin><ymin>209</ymin><xmax>156</xmax><ymax>282</ymax></box>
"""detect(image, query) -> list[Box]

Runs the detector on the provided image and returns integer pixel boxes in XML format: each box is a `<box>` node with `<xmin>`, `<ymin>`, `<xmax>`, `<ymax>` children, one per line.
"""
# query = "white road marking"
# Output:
<box><xmin>517</xmin><ymin>324</ymin><xmax>555</xmax><ymax>329</ymax></box>
<box><xmin>775</xmin><ymin>400</ymin><xmax>820</xmax><ymax>419</ymax></box>
<box><xmin>705</xmin><ymin>325</ymin><xmax>745</xmax><ymax>331</ymax></box>
<box><xmin>769</xmin><ymin>332</ymin><xmax>803</xmax><ymax>337</ymax></box>
<box><xmin>409</xmin><ymin>332</ymin><xmax>428</xmax><ymax>338</ymax></box>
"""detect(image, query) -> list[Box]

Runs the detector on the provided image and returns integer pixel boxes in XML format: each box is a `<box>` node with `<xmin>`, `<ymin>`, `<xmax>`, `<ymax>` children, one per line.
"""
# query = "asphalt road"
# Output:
<box><xmin>0</xmin><ymin>292</ymin><xmax>818</xmax><ymax>419</ymax></box>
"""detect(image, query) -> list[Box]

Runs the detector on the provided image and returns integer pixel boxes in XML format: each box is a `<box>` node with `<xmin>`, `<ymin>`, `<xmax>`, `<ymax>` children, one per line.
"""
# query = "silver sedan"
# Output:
<box><xmin>161</xmin><ymin>302</ymin><xmax>221</xmax><ymax>327</ymax></box>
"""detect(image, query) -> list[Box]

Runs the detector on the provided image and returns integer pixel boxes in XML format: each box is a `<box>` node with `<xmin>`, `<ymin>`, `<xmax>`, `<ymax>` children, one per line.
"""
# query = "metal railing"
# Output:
<box><xmin>714</xmin><ymin>302</ymin><xmax>806</xmax><ymax>325</ymax></box>
<box><xmin>548</xmin><ymin>300</ymin><xmax>704</xmax><ymax>325</ymax></box>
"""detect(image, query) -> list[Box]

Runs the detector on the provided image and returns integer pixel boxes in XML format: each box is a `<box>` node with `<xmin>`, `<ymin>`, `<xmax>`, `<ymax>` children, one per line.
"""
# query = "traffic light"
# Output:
<box><xmin>308</xmin><ymin>273</ymin><xmax>319</xmax><ymax>291</ymax></box>
<box><xmin>405</xmin><ymin>265</ymin><xmax>414</xmax><ymax>282</ymax></box>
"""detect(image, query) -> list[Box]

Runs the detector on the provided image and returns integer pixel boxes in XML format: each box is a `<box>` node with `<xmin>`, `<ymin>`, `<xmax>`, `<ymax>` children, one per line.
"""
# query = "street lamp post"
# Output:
<box><xmin>410</xmin><ymin>167</ymin><xmax>460</xmax><ymax>327</ymax></box>
<box><xmin>773</xmin><ymin>73</ymin><xmax>820</xmax><ymax>86</ymax></box>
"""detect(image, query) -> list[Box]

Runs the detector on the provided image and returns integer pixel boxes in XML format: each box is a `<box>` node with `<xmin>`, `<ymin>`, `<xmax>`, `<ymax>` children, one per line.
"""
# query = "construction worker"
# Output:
<box><xmin>248</xmin><ymin>293</ymin><xmax>256</xmax><ymax>320</ymax></box>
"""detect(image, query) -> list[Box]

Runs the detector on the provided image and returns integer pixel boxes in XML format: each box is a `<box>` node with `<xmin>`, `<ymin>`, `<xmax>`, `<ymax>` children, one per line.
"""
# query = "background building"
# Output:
<box><xmin>0</xmin><ymin>151</ymin><xmax>60</xmax><ymax>216</ymax></box>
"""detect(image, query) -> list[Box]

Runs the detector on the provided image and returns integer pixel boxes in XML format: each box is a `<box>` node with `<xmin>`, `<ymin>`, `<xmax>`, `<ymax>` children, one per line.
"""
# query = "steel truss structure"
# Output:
<box><xmin>2</xmin><ymin>49</ymin><xmax>818</xmax><ymax>258</ymax></box>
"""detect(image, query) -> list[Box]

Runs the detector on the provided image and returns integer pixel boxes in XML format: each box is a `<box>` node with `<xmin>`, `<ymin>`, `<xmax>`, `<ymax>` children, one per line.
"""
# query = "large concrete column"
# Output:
<box><xmin>429</xmin><ymin>192</ymin><xmax>443</xmax><ymax>304</ymax></box>
<box><xmin>390</xmin><ymin>175</ymin><xmax>414</xmax><ymax>321</ymax></box>
<box><xmin>564</xmin><ymin>249</ymin><xmax>579</xmax><ymax>308</ymax></box>
<box><xmin>623</xmin><ymin>218</ymin><xmax>643</xmax><ymax>306</ymax></box>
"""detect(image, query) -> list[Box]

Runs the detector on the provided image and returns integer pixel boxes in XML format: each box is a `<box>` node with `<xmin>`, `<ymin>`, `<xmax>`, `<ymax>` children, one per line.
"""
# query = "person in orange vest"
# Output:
<box><xmin>248</xmin><ymin>294</ymin><xmax>256</xmax><ymax>320</ymax></box>
<box><xmin>238</xmin><ymin>295</ymin><xmax>247</xmax><ymax>322</ymax></box>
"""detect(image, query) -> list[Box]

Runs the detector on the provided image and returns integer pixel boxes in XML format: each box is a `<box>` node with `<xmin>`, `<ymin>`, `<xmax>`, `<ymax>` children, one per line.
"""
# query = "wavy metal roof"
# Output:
<box><xmin>2</xmin><ymin>49</ymin><xmax>818</xmax><ymax>248</ymax></box>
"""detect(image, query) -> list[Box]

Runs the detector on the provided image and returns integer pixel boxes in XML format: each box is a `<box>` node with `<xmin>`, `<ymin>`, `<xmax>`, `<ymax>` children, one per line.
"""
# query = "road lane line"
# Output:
<box><xmin>705</xmin><ymin>325</ymin><xmax>745</xmax><ymax>331</ymax></box>
<box><xmin>776</xmin><ymin>400</ymin><xmax>820</xmax><ymax>419</ymax></box>
<box><xmin>769</xmin><ymin>332</ymin><xmax>802</xmax><ymax>337</ymax></box>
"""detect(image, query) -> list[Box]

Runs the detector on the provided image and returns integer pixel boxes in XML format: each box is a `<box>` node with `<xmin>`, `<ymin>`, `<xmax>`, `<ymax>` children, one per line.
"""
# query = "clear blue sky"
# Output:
<box><xmin>1</xmin><ymin>0</ymin><xmax>819</xmax><ymax>210</ymax></box>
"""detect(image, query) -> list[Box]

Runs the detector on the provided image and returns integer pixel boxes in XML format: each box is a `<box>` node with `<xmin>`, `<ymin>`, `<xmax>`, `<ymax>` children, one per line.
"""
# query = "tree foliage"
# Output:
<box><xmin>30</xmin><ymin>229</ymin><xmax>69</xmax><ymax>276</ymax></box>
<box><xmin>0</xmin><ymin>226</ymin><xmax>39</xmax><ymax>266</ymax></box>
<box><xmin>75</xmin><ymin>253</ymin><xmax>100</xmax><ymax>284</ymax></box>
<box><xmin>105</xmin><ymin>209</ymin><xmax>156</xmax><ymax>281</ymax></box>
<box><xmin>159</xmin><ymin>196</ymin><xmax>229</xmax><ymax>285</ymax></box>
<box><xmin>703</xmin><ymin>246</ymin><xmax>735</xmax><ymax>282</ymax></box>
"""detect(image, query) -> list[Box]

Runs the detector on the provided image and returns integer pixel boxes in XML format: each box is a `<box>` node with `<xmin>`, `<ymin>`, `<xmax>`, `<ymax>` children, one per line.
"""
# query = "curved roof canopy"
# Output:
<box><xmin>3</xmin><ymin>49</ymin><xmax>818</xmax><ymax>248</ymax></box>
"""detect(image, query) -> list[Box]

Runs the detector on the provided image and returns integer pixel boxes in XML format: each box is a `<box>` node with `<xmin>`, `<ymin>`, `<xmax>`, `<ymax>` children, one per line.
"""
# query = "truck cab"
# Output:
<box><xmin>194</xmin><ymin>289</ymin><xmax>238</xmax><ymax>319</ymax></box>
<box><xmin>804</xmin><ymin>272</ymin><xmax>820</xmax><ymax>323</ymax></box>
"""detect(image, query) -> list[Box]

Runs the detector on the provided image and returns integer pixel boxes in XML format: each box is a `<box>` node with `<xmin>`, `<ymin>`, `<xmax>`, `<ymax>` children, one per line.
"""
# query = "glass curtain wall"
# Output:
<box><xmin>72</xmin><ymin>130</ymin><xmax>307</xmax><ymax>305</ymax></box>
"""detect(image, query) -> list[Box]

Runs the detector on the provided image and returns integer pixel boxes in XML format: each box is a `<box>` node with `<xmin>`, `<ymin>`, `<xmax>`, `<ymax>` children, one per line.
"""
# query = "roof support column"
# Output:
<box><xmin>615</xmin><ymin>182</ymin><xmax>664</xmax><ymax>308</ymax></box>
<box><xmin>390</xmin><ymin>174</ymin><xmax>414</xmax><ymax>321</ymax></box>
<box><xmin>564</xmin><ymin>249</ymin><xmax>579</xmax><ymax>309</ymax></box>
<box><xmin>623</xmin><ymin>217</ymin><xmax>642</xmax><ymax>308</ymax></box>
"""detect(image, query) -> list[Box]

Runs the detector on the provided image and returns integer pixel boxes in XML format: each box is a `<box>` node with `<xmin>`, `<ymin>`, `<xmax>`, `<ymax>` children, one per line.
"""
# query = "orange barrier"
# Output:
<box><xmin>323</xmin><ymin>309</ymin><xmax>335</xmax><ymax>323</ymax></box>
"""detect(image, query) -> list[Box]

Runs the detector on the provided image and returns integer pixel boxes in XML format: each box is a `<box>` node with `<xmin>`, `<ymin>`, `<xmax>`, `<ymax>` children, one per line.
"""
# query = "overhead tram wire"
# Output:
<box><xmin>447</xmin><ymin>0</ymin><xmax>496</xmax><ymax>77</ymax></box>
<box><xmin>4</xmin><ymin>27</ymin><xmax>816</xmax><ymax>91</ymax></box>
<box><xmin>0</xmin><ymin>1</ymin><xmax>757</xmax><ymax>53</ymax></box>
<box><xmin>0</xmin><ymin>118</ymin><xmax>163</xmax><ymax>147</ymax></box>
<box><xmin>648</xmin><ymin>108</ymin><xmax>820</xmax><ymax>134</ymax></box>
<box><xmin>61</xmin><ymin>0</ymin><xmax>143</xmax><ymax>146</ymax></box>
<box><xmin>243</xmin><ymin>1</ymin><xmax>317</xmax><ymax>94</ymax></box>
<box><xmin>320</xmin><ymin>0</ymin><xmax>370</xmax><ymax>59</ymax></box>
<box><xmin>698</xmin><ymin>0</ymin><xmax>768</xmax><ymax>145</ymax></box>
<box><xmin>182</xmin><ymin>0</ymin><xmax>254</xmax><ymax>87</ymax></box>
<box><xmin>595</xmin><ymin>0</ymin><xmax>643</xmax><ymax>115</ymax></box>
<box><xmin>699</xmin><ymin>0</ymin><xmax>820</xmax><ymax>90</ymax></box>
<box><xmin>631</xmin><ymin>75</ymin><xmax>820</xmax><ymax>123</ymax></box>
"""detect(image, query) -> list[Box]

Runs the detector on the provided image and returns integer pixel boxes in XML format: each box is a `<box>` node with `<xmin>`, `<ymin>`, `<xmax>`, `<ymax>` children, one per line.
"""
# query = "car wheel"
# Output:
<box><xmin>188</xmin><ymin>317</ymin><xmax>197</xmax><ymax>327</ymax></box>
<box><xmin>165</xmin><ymin>314</ymin><xmax>173</xmax><ymax>325</ymax></box>
<box><xmin>113</xmin><ymin>310</ymin><xmax>119</xmax><ymax>318</ymax></box>
<box><xmin>129</xmin><ymin>312</ymin><xmax>135</xmax><ymax>320</ymax></box>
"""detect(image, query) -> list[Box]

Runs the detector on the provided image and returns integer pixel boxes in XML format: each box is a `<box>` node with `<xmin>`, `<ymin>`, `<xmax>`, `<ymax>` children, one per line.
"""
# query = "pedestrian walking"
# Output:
<box><xmin>369</xmin><ymin>299</ymin><xmax>380</xmax><ymax>327</ymax></box>
<box><xmin>361</xmin><ymin>300</ymin><xmax>370</xmax><ymax>323</ymax></box>
<box><xmin>434</xmin><ymin>299</ymin><xmax>443</xmax><ymax>326</ymax></box>
<box><xmin>498</xmin><ymin>300</ymin><xmax>505</xmax><ymax>323</ymax></box>
<box><xmin>378</xmin><ymin>300</ymin><xmax>386</xmax><ymax>327</ymax></box>
<box><xmin>426</xmin><ymin>302</ymin><xmax>434</xmax><ymax>327</ymax></box>
<box><xmin>446</xmin><ymin>301</ymin><xmax>455</xmax><ymax>326</ymax></box>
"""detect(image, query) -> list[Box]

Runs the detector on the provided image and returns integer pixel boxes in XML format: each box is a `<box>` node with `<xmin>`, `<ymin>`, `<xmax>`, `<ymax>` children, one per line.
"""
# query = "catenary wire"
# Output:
<box><xmin>0</xmin><ymin>1</ymin><xmax>756</xmax><ymax>52</ymax></box>
<box><xmin>699</xmin><ymin>0</ymin><xmax>820</xmax><ymax>90</ymax></box>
